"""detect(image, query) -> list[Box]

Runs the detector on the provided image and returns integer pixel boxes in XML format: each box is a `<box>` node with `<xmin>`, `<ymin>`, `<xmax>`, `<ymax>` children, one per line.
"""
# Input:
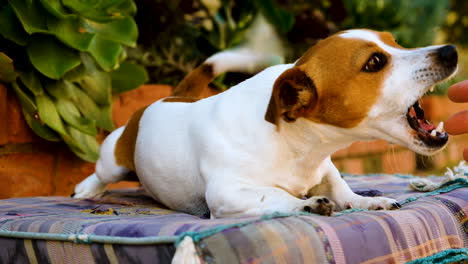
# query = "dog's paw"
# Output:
<box><xmin>303</xmin><ymin>196</ymin><xmax>335</xmax><ymax>216</ymax></box>
<box><xmin>72</xmin><ymin>174</ymin><xmax>106</xmax><ymax>199</ymax></box>
<box><xmin>343</xmin><ymin>196</ymin><xmax>400</xmax><ymax>211</ymax></box>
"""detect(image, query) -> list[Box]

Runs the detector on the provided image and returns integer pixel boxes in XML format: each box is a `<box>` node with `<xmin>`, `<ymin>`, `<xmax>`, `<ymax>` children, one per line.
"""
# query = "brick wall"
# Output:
<box><xmin>0</xmin><ymin>84</ymin><xmax>175</xmax><ymax>198</ymax></box>
<box><xmin>0</xmin><ymin>83</ymin><xmax>466</xmax><ymax>198</ymax></box>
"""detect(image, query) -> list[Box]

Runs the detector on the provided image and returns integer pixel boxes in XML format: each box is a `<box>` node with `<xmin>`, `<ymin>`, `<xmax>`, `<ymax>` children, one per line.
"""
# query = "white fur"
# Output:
<box><xmin>74</xmin><ymin>30</ymin><xmax>456</xmax><ymax>217</ymax></box>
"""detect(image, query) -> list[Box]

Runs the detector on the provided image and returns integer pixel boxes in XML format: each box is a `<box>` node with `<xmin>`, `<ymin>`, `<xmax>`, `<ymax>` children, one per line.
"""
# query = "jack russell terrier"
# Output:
<box><xmin>73</xmin><ymin>29</ymin><xmax>458</xmax><ymax>218</ymax></box>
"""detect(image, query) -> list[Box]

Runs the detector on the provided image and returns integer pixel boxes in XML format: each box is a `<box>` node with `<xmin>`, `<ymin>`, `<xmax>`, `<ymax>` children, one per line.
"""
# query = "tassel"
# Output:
<box><xmin>410</xmin><ymin>161</ymin><xmax>468</xmax><ymax>192</ymax></box>
<box><xmin>172</xmin><ymin>236</ymin><xmax>202</xmax><ymax>264</ymax></box>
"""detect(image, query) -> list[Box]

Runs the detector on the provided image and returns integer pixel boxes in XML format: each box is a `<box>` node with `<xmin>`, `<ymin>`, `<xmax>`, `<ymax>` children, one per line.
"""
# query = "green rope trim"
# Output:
<box><xmin>0</xmin><ymin>230</ymin><xmax>177</xmax><ymax>245</ymax></box>
<box><xmin>405</xmin><ymin>248</ymin><xmax>468</xmax><ymax>264</ymax></box>
<box><xmin>175</xmin><ymin>212</ymin><xmax>311</xmax><ymax>245</ymax></box>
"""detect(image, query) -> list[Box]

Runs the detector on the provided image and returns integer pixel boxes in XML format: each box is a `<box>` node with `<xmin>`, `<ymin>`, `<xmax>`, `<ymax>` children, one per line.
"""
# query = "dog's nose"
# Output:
<box><xmin>436</xmin><ymin>45</ymin><xmax>458</xmax><ymax>67</ymax></box>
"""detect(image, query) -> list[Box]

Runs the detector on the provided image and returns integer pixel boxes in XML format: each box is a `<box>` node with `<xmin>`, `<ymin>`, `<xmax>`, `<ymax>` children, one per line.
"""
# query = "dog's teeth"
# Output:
<box><xmin>435</xmin><ymin>122</ymin><xmax>444</xmax><ymax>132</ymax></box>
<box><xmin>430</xmin><ymin>130</ymin><xmax>437</xmax><ymax>137</ymax></box>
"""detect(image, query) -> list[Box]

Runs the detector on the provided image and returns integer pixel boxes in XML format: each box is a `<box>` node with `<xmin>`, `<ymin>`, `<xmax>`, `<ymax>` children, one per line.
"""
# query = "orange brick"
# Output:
<box><xmin>421</xmin><ymin>95</ymin><xmax>468</xmax><ymax>122</ymax></box>
<box><xmin>108</xmin><ymin>181</ymin><xmax>140</xmax><ymax>190</ymax></box>
<box><xmin>54</xmin><ymin>146</ymin><xmax>140</xmax><ymax>195</ymax></box>
<box><xmin>7</xmin><ymin>90</ymin><xmax>41</xmax><ymax>143</ymax></box>
<box><xmin>112</xmin><ymin>84</ymin><xmax>173</xmax><ymax>127</ymax></box>
<box><xmin>449</xmin><ymin>138</ymin><xmax>465</xmax><ymax>163</ymax></box>
<box><xmin>382</xmin><ymin>150</ymin><xmax>416</xmax><ymax>174</ymax></box>
<box><xmin>333</xmin><ymin>140</ymin><xmax>403</xmax><ymax>159</ymax></box>
<box><xmin>431</xmin><ymin>150</ymin><xmax>450</xmax><ymax>170</ymax></box>
<box><xmin>53</xmin><ymin>146</ymin><xmax>95</xmax><ymax>196</ymax></box>
<box><xmin>112</xmin><ymin>85</ymin><xmax>221</xmax><ymax>127</ymax></box>
<box><xmin>332</xmin><ymin>148</ymin><xmax>348</xmax><ymax>158</ymax></box>
<box><xmin>0</xmin><ymin>84</ymin><xmax>8</xmax><ymax>145</ymax></box>
<box><xmin>0</xmin><ymin>152</ymin><xmax>55</xmax><ymax>198</ymax></box>
<box><xmin>340</xmin><ymin>158</ymin><xmax>364</xmax><ymax>174</ymax></box>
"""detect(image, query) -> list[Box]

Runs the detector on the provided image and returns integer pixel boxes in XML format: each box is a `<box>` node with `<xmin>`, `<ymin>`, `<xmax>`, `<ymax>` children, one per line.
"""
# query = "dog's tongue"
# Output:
<box><xmin>420</xmin><ymin>122</ymin><xmax>435</xmax><ymax>132</ymax></box>
<box><xmin>408</xmin><ymin>103</ymin><xmax>435</xmax><ymax>132</ymax></box>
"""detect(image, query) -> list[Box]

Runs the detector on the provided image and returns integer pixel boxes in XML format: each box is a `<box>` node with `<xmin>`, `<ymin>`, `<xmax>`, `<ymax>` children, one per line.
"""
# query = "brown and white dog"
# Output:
<box><xmin>73</xmin><ymin>29</ymin><xmax>458</xmax><ymax>218</ymax></box>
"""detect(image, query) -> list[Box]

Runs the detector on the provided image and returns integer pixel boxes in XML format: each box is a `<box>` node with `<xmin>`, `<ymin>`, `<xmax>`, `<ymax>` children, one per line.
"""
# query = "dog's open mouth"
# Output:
<box><xmin>406</xmin><ymin>100</ymin><xmax>448</xmax><ymax>148</ymax></box>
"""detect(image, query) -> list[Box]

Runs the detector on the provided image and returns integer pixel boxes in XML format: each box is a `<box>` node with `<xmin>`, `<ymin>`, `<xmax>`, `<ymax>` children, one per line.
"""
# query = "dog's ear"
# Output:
<box><xmin>265</xmin><ymin>67</ymin><xmax>318</xmax><ymax>127</ymax></box>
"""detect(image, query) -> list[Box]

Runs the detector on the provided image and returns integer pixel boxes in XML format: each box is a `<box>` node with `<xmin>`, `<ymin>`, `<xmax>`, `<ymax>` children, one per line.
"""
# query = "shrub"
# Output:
<box><xmin>0</xmin><ymin>0</ymin><xmax>148</xmax><ymax>162</ymax></box>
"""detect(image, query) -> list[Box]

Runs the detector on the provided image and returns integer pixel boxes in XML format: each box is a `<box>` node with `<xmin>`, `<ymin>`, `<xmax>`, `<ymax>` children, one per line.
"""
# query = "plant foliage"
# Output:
<box><xmin>0</xmin><ymin>0</ymin><xmax>148</xmax><ymax>162</ymax></box>
<box><xmin>342</xmin><ymin>0</ymin><xmax>450</xmax><ymax>48</ymax></box>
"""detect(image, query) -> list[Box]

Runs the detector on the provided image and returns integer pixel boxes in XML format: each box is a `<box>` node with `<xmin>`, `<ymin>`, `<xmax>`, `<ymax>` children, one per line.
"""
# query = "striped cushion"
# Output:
<box><xmin>0</xmin><ymin>174</ymin><xmax>466</xmax><ymax>263</ymax></box>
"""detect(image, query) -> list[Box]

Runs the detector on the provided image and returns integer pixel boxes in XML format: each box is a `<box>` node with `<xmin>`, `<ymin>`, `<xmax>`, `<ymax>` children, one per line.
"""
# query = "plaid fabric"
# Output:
<box><xmin>0</xmin><ymin>174</ymin><xmax>466</xmax><ymax>263</ymax></box>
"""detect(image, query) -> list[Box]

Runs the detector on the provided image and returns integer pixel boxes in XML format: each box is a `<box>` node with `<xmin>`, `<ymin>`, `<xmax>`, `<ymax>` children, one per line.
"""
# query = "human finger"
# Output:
<box><xmin>448</xmin><ymin>80</ymin><xmax>468</xmax><ymax>102</ymax></box>
<box><xmin>444</xmin><ymin>110</ymin><xmax>468</xmax><ymax>135</ymax></box>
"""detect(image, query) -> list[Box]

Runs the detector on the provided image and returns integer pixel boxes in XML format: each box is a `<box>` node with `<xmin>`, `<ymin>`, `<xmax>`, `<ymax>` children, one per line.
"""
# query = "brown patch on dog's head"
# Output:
<box><xmin>115</xmin><ymin>106</ymin><xmax>148</xmax><ymax>171</ymax></box>
<box><xmin>266</xmin><ymin>30</ymin><xmax>393</xmax><ymax>128</ymax></box>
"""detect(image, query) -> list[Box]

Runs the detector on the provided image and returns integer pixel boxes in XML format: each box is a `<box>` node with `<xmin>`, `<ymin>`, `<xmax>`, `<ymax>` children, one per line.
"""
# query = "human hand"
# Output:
<box><xmin>444</xmin><ymin>80</ymin><xmax>468</xmax><ymax>161</ymax></box>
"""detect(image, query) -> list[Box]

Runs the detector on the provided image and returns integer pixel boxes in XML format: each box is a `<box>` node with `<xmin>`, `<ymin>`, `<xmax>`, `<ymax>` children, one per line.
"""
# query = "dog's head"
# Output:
<box><xmin>265</xmin><ymin>29</ymin><xmax>458</xmax><ymax>155</ymax></box>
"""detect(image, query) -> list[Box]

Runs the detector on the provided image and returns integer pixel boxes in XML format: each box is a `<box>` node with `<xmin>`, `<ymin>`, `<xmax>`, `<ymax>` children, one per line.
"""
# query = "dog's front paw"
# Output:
<box><xmin>303</xmin><ymin>196</ymin><xmax>335</xmax><ymax>216</ymax></box>
<box><xmin>343</xmin><ymin>196</ymin><xmax>400</xmax><ymax>211</ymax></box>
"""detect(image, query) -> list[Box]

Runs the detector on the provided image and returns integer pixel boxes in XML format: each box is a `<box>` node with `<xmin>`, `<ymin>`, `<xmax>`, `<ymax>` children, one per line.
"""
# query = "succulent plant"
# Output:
<box><xmin>0</xmin><ymin>0</ymin><xmax>148</xmax><ymax>162</ymax></box>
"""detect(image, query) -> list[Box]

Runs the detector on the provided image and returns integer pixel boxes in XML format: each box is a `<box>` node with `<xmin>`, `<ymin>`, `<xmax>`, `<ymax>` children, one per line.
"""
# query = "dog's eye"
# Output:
<box><xmin>363</xmin><ymin>53</ymin><xmax>387</xmax><ymax>72</ymax></box>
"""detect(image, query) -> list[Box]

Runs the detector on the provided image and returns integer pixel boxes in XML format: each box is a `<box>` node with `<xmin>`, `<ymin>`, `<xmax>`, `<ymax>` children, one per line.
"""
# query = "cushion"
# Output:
<box><xmin>0</xmin><ymin>174</ymin><xmax>467</xmax><ymax>263</ymax></box>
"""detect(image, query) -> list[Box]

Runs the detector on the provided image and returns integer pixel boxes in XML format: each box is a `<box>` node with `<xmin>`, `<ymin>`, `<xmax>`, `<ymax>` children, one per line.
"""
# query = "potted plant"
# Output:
<box><xmin>0</xmin><ymin>0</ymin><xmax>147</xmax><ymax>162</ymax></box>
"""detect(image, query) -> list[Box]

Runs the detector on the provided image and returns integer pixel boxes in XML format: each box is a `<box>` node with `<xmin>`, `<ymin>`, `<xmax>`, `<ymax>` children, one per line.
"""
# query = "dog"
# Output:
<box><xmin>73</xmin><ymin>29</ymin><xmax>458</xmax><ymax>218</ymax></box>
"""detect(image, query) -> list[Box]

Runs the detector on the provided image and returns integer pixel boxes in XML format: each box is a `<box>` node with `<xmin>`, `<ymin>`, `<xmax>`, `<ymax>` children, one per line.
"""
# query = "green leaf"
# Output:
<box><xmin>0</xmin><ymin>4</ymin><xmax>29</xmax><ymax>45</ymax></box>
<box><xmin>64</xmin><ymin>126</ymin><xmax>100</xmax><ymax>162</ymax></box>
<box><xmin>38</xmin><ymin>0</ymin><xmax>71</xmax><ymax>18</ymax></box>
<box><xmin>23</xmin><ymin>109</ymin><xmax>61</xmax><ymax>141</ymax></box>
<box><xmin>46</xmin><ymin>16</ymin><xmax>95</xmax><ymax>51</ymax></box>
<box><xmin>63</xmin><ymin>64</ymin><xmax>86</xmax><ymax>82</ymax></box>
<box><xmin>11</xmin><ymin>81</ymin><xmax>36</xmax><ymax>114</ymax></box>
<box><xmin>0</xmin><ymin>52</ymin><xmax>19</xmax><ymax>83</ymax></box>
<box><xmin>27</xmin><ymin>35</ymin><xmax>81</xmax><ymax>79</ymax></box>
<box><xmin>111</xmin><ymin>61</ymin><xmax>148</xmax><ymax>93</ymax></box>
<box><xmin>9</xmin><ymin>0</ymin><xmax>48</xmax><ymax>34</ymax></box>
<box><xmin>61</xmin><ymin>0</ymin><xmax>100</xmax><ymax>13</ymax></box>
<box><xmin>97</xmin><ymin>0</ymin><xmax>127</xmax><ymax>9</ymax></box>
<box><xmin>36</xmin><ymin>94</ymin><xmax>67</xmax><ymax>135</ymax></box>
<box><xmin>78</xmin><ymin>71</ymin><xmax>111</xmax><ymax>105</ymax></box>
<box><xmin>55</xmin><ymin>99</ymin><xmax>97</xmax><ymax>135</ymax></box>
<box><xmin>111</xmin><ymin>0</ymin><xmax>137</xmax><ymax>16</ymax></box>
<box><xmin>87</xmin><ymin>35</ymin><xmax>122</xmax><ymax>71</ymax></box>
<box><xmin>82</xmin><ymin>16</ymin><xmax>137</xmax><ymax>47</ymax></box>
<box><xmin>62</xmin><ymin>0</ymin><xmax>125</xmax><ymax>23</ymax></box>
<box><xmin>77</xmin><ymin>52</ymin><xmax>112</xmax><ymax>104</ymax></box>
<box><xmin>19</xmin><ymin>70</ymin><xmax>44</xmax><ymax>95</ymax></box>
<box><xmin>66</xmin><ymin>81</ymin><xmax>114</xmax><ymax>131</ymax></box>
<box><xmin>45</xmin><ymin>79</ymin><xmax>72</xmax><ymax>99</ymax></box>
<box><xmin>12</xmin><ymin>81</ymin><xmax>60</xmax><ymax>141</ymax></box>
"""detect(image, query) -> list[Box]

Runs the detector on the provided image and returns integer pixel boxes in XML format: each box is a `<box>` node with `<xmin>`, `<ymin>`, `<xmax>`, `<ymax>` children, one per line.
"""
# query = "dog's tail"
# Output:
<box><xmin>171</xmin><ymin>14</ymin><xmax>284</xmax><ymax>100</ymax></box>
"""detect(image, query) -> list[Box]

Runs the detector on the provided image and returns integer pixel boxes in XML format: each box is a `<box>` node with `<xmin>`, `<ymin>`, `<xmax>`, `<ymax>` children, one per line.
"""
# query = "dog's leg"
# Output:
<box><xmin>206</xmin><ymin>182</ymin><xmax>335</xmax><ymax>218</ymax></box>
<box><xmin>310</xmin><ymin>159</ymin><xmax>400</xmax><ymax>211</ymax></box>
<box><xmin>72</xmin><ymin>127</ymin><xmax>131</xmax><ymax>198</ymax></box>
